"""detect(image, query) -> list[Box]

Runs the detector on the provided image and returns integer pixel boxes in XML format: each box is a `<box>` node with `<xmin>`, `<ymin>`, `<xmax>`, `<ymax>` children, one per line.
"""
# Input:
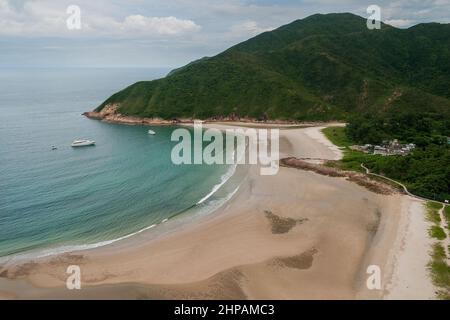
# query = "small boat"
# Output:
<box><xmin>51</xmin><ymin>146</ymin><xmax>58</xmax><ymax>150</ymax></box>
<box><xmin>71</xmin><ymin>139</ymin><xmax>95</xmax><ymax>147</ymax></box>
<box><xmin>148</xmin><ymin>130</ymin><xmax>156</xmax><ymax>135</ymax></box>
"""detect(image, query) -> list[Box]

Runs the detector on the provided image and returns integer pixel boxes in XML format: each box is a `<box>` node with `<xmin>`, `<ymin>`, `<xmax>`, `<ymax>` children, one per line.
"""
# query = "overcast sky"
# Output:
<box><xmin>1</xmin><ymin>0</ymin><xmax>449</xmax><ymax>68</ymax></box>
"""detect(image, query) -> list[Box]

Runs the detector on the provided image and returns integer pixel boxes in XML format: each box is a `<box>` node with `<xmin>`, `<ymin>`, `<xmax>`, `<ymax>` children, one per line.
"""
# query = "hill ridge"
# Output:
<box><xmin>92</xmin><ymin>13</ymin><xmax>450</xmax><ymax>121</ymax></box>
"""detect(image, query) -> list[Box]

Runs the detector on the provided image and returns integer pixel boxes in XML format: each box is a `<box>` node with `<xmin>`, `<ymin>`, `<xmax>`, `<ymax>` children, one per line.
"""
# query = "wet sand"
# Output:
<box><xmin>0</xmin><ymin>124</ymin><xmax>435</xmax><ymax>299</ymax></box>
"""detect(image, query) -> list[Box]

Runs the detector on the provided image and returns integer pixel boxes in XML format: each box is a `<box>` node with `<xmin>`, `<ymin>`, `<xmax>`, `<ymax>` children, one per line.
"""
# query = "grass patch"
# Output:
<box><xmin>445</xmin><ymin>206</ymin><xmax>450</xmax><ymax>230</ymax></box>
<box><xmin>429</xmin><ymin>226</ymin><xmax>447</xmax><ymax>240</ymax></box>
<box><xmin>428</xmin><ymin>243</ymin><xmax>450</xmax><ymax>300</ymax></box>
<box><xmin>339</xmin><ymin>150</ymin><xmax>378</xmax><ymax>172</ymax></box>
<box><xmin>429</xmin><ymin>202</ymin><xmax>444</xmax><ymax>211</ymax></box>
<box><xmin>322</xmin><ymin>127</ymin><xmax>352</xmax><ymax>148</ymax></box>
<box><xmin>444</xmin><ymin>205</ymin><xmax>450</xmax><ymax>217</ymax></box>
<box><xmin>322</xmin><ymin>127</ymin><xmax>374</xmax><ymax>173</ymax></box>
<box><xmin>425</xmin><ymin>202</ymin><xmax>442</xmax><ymax>225</ymax></box>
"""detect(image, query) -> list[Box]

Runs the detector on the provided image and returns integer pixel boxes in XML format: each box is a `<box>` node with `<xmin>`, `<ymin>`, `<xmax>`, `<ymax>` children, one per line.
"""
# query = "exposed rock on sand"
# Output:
<box><xmin>281</xmin><ymin>157</ymin><xmax>398</xmax><ymax>195</ymax></box>
<box><xmin>0</xmin><ymin>124</ymin><xmax>434</xmax><ymax>300</ymax></box>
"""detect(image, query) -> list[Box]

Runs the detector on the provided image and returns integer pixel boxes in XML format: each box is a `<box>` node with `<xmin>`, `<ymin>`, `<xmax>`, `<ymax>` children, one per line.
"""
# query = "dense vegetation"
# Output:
<box><xmin>323</xmin><ymin>125</ymin><xmax>450</xmax><ymax>202</ymax></box>
<box><xmin>347</xmin><ymin>110</ymin><xmax>450</xmax><ymax>146</ymax></box>
<box><xmin>445</xmin><ymin>206</ymin><xmax>450</xmax><ymax>229</ymax></box>
<box><xmin>99</xmin><ymin>12</ymin><xmax>450</xmax><ymax>201</ymax></box>
<box><xmin>97</xmin><ymin>13</ymin><xmax>450</xmax><ymax>121</ymax></box>
<box><xmin>346</xmin><ymin>110</ymin><xmax>450</xmax><ymax>202</ymax></box>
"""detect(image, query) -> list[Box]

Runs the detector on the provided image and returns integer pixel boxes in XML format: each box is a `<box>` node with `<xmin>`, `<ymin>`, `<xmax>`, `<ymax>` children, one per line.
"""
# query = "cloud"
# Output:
<box><xmin>230</xmin><ymin>20</ymin><xmax>274</xmax><ymax>37</ymax></box>
<box><xmin>0</xmin><ymin>0</ymin><xmax>200</xmax><ymax>37</ymax></box>
<box><xmin>119</xmin><ymin>15</ymin><xmax>200</xmax><ymax>35</ymax></box>
<box><xmin>1</xmin><ymin>0</ymin><xmax>450</xmax><ymax>68</ymax></box>
<box><xmin>384</xmin><ymin>19</ymin><xmax>416</xmax><ymax>28</ymax></box>
<box><xmin>381</xmin><ymin>0</ymin><xmax>450</xmax><ymax>26</ymax></box>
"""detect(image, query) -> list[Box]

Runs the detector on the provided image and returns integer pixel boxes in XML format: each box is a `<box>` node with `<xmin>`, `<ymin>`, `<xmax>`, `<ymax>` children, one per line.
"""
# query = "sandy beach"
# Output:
<box><xmin>382</xmin><ymin>198</ymin><xmax>436</xmax><ymax>299</ymax></box>
<box><xmin>0</xmin><ymin>123</ymin><xmax>435</xmax><ymax>300</ymax></box>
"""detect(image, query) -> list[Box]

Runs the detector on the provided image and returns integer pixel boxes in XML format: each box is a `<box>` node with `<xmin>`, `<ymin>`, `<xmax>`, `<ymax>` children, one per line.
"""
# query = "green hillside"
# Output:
<box><xmin>96</xmin><ymin>13</ymin><xmax>450</xmax><ymax>121</ymax></box>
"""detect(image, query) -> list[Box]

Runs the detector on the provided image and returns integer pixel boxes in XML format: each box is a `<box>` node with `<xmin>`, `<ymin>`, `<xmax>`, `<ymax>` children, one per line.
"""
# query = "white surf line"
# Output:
<box><xmin>196</xmin><ymin>124</ymin><xmax>248</xmax><ymax>205</ymax></box>
<box><xmin>0</xmin><ymin>223</ymin><xmax>161</xmax><ymax>264</ymax></box>
<box><xmin>197</xmin><ymin>162</ymin><xmax>237</xmax><ymax>205</ymax></box>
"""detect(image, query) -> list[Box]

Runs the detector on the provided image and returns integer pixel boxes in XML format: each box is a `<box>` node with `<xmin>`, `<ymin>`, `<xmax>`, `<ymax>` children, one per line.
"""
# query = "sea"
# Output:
<box><xmin>0</xmin><ymin>67</ymin><xmax>238</xmax><ymax>261</ymax></box>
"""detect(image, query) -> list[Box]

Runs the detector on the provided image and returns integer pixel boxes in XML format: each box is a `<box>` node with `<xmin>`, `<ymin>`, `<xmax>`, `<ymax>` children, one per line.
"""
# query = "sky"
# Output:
<box><xmin>1</xmin><ymin>0</ymin><xmax>449</xmax><ymax>68</ymax></box>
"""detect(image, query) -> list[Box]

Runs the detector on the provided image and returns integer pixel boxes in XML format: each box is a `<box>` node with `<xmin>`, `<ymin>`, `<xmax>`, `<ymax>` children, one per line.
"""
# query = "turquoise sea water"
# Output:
<box><xmin>0</xmin><ymin>68</ymin><xmax>233</xmax><ymax>259</ymax></box>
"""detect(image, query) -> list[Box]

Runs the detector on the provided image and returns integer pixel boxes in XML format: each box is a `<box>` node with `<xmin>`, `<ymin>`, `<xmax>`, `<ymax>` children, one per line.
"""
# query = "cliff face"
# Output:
<box><xmin>93</xmin><ymin>13</ymin><xmax>450</xmax><ymax>121</ymax></box>
<box><xmin>85</xmin><ymin>104</ymin><xmax>119</xmax><ymax>120</ymax></box>
<box><xmin>84</xmin><ymin>104</ymin><xmax>175</xmax><ymax>125</ymax></box>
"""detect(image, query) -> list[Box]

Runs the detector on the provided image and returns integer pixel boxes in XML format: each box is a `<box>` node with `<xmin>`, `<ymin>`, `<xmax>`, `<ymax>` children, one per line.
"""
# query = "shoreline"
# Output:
<box><xmin>0</xmin><ymin>124</ymin><xmax>435</xmax><ymax>300</ymax></box>
<box><xmin>83</xmin><ymin>103</ymin><xmax>346</xmax><ymax>128</ymax></box>
<box><xmin>0</xmin><ymin>157</ymin><xmax>245</xmax><ymax>266</ymax></box>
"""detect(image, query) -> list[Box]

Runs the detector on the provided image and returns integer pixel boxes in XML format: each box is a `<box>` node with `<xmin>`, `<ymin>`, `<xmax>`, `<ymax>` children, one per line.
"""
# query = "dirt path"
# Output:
<box><xmin>361</xmin><ymin>164</ymin><xmax>448</xmax><ymax>206</ymax></box>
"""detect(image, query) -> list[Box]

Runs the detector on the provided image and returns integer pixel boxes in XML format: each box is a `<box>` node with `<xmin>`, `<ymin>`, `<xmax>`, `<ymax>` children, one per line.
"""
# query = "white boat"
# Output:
<box><xmin>148</xmin><ymin>130</ymin><xmax>156</xmax><ymax>135</ymax></box>
<box><xmin>71</xmin><ymin>139</ymin><xmax>95</xmax><ymax>147</ymax></box>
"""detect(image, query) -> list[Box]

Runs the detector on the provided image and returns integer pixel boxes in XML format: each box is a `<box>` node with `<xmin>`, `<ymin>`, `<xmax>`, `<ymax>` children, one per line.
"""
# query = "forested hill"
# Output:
<box><xmin>95</xmin><ymin>13</ymin><xmax>450</xmax><ymax>121</ymax></box>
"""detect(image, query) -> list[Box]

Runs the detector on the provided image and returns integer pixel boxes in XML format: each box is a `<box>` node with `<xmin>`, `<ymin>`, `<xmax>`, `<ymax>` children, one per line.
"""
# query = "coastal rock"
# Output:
<box><xmin>83</xmin><ymin>103</ymin><xmax>176</xmax><ymax>126</ymax></box>
<box><xmin>84</xmin><ymin>104</ymin><xmax>318</xmax><ymax>126</ymax></box>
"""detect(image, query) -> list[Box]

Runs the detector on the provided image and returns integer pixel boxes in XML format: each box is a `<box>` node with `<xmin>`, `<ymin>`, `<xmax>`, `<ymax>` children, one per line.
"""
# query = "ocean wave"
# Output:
<box><xmin>196</xmin><ymin>163</ymin><xmax>237</xmax><ymax>205</ymax></box>
<box><xmin>1</xmin><ymin>157</ymin><xmax>244</xmax><ymax>264</ymax></box>
<box><xmin>192</xmin><ymin>184</ymin><xmax>240</xmax><ymax>221</ymax></box>
<box><xmin>0</xmin><ymin>221</ymin><xmax>163</xmax><ymax>264</ymax></box>
<box><xmin>196</xmin><ymin>142</ymin><xmax>245</xmax><ymax>206</ymax></box>
<box><xmin>1</xmin><ymin>181</ymin><xmax>243</xmax><ymax>265</ymax></box>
